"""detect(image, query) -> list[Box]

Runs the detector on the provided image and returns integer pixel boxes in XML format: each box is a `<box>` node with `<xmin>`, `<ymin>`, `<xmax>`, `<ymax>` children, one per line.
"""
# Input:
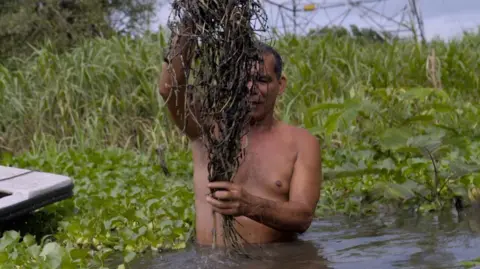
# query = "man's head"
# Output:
<box><xmin>248</xmin><ymin>42</ymin><xmax>287</xmax><ymax>123</ymax></box>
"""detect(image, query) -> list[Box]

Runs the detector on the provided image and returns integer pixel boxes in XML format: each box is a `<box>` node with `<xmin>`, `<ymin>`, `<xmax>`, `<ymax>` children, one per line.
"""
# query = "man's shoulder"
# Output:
<box><xmin>279</xmin><ymin>122</ymin><xmax>321</xmax><ymax>149</ymax></box>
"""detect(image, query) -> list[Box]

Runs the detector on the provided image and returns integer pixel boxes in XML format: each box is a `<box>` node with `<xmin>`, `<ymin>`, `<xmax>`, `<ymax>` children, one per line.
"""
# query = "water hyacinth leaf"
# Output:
<box><xmin>159</xmin><ymin>219</ymin><xmax>173</xmax><ymax>230</ymax></box>
<box><xmin>449</xmin><ymin>161</ymin><xmax>480</xmax><ymax>179</ymax></box>
<box><xmin>27</xmin><ymin>244</ymin><xmax>41</xmax><ymax>257</ymax></box>
<box><xmin>124</xmin><ymin>251</ymin><xmax>136</xmax><ymax>263</ymax></box>
<box><xmin>378</xmin><ymin>127</ymin><xmax>413</xmax><ymax>150</ymax></box>
<box><xmin>0</xmin><ymin>231</ymin><xmax>20</xmax><ymax>250</ymax></box>
<box><xmin>450</xmin><ymin>184</ymin><xmax>468</xmax><ymax>197</ymax></box>
<box><xmin>382</xmin><ymin>180</ymin><xmax>418</xmax><ymax>200</ymax></box>
<box><xmin>373</xmin><ymin>158</ymin><xmax>396</xmax><ymax>170</ymax></box>
<box><xmin>407</xmin><ymin>134</ymin><xmax>445</xmax><ymax>156</ymax></box>
<box><xmin>39</xmin><ymin>242</ymin><xmax>63</xmax><ymax>269</ymax></box>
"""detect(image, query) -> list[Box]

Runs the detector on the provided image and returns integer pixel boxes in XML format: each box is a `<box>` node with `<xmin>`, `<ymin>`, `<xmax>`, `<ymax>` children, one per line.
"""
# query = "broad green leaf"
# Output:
<box><xmin>374</xmin><ymin>158</ymin><xmax>396</xmax><ymax>170</ymax></box>
<box><xmin>407</xmin><ymin>134</ymin><xmax>444</xmax><ymax>150</ymax></box>
<box><xmin>0</xmin><ymin>231</ymin><xmax>20</xmax><ymax>250</ymax></box>
<box><xmin>27</xmin><ymin>244</ymin><xmax>41</xmax><ymax>257</ymax></box>
<box><xmin>383</xmin><ymin>181</ymin><xmax>417</xmax><ymax>200</ymax></box>
<box><xmin>124</xmin><ymin>251</ymin><xmax>136</xmax><ymax>263</ymax></box>
<box><xmin>450</xmin><ymin>161</ymin><xmax>480</xmax><ymax>179</ymax></box>
<box><xmin>40</xmin><ymin>242</ymin><xmax>63</xmax><ymax>269</ymax></box>
<box><xmin>22</xmin><ymin>234</ymin><xmax>36</xmax><ymax>247</ymax></box>
<box><xmin>378</xmin><ymin>127</ymin><xmax>413</xmax><ymax>150</ymax></box>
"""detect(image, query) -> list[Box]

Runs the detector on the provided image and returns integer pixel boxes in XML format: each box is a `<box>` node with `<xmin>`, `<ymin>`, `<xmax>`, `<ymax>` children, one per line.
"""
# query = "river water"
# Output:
<box><xmin>127</xmin><ymin>209</ymin><xmax>480</xmax><ymax>269</ymax></box>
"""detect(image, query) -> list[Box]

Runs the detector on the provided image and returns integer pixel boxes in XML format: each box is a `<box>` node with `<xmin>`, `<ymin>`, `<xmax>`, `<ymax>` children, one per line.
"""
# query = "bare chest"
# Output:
<box><xmin>236</xmin><ymin>145</ymin><xmax>296</xmax><ymax>198</ymax></box>
<box><xmin>192</xmin><ymin>133</ymin><xmax>298</xmax><ymax>199</ymax></box>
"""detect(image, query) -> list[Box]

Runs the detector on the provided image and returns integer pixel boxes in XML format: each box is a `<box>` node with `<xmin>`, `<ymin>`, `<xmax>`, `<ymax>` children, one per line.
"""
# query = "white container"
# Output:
<box><xmin>0</xmin><ymin>165</ymin><xmax>74</xmax><ymax>221</ymax></box>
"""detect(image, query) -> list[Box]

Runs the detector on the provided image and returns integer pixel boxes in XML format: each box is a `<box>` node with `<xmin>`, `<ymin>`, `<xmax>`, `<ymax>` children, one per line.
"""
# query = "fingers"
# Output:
<box><xmin>206</xmin><ymin>195</ymin><xmax>233</xmax><ymax>209</ymax></box>
<box><xmin>208</xmin><ymin>181</ymin><xmax>234</xmax><ymax>190</ymax></box>
<box><xmin>211</xmin><ymin>190</ymin><xmax>232</xmax><ymax>200</ymax></box>
<box><xmin>211</xmin><ymin>207</ymin><xmax>237</xmax><ymax>216</ymax></box>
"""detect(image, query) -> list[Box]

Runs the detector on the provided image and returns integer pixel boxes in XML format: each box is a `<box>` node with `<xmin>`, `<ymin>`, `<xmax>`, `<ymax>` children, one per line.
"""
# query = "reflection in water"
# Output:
<box><xmin>130</xmin><ymin>239</ymin><xmax>331</xmax><ymax>269</ymax></box>
<box><xmin>125</xmin><ymin>209</ymin><xmax>480</xmax><ymax>269</ymax></box>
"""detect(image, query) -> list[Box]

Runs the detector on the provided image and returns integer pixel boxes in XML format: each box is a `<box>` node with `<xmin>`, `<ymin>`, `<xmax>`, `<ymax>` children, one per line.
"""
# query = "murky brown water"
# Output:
<box><xmin>125</xmin><ymin>209</ymin><xmax>480</xmax><ymax>269</ymax></box>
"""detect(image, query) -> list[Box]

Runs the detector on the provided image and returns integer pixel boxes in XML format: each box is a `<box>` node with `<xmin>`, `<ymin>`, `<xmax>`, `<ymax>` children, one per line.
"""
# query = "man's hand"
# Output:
<box><xmin>206</xmin><ymin>180</ymin><xmax>314</xmax><ymax>233</ymax></box>
<box><xmin>206</xmin><ymin>181</ymin><xmax>253</xmax><ymax>217</ymax></box>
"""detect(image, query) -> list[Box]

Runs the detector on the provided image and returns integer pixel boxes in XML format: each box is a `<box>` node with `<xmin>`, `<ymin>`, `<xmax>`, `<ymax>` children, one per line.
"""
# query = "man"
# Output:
<box><xmin>158</xmin><ymin>20</ymin><xmax>322</xmax><ymax>246</ymax></box>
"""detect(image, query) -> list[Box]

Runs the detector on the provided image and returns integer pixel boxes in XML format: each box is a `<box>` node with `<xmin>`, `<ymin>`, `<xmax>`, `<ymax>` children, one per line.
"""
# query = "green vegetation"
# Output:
<box><xmin>0</xmin><ymin>0</ymin><xmax>161</xmax><ymax>63</ymax></box>
<box><xmin>0</xmin><ymin>148</ymin><xmax>193</xmax><ymax>268</ymax></box>
<box><xmin>1</xmin><ymin>27</ymin><xmax>480</xmax><ymax>268</ymax></box>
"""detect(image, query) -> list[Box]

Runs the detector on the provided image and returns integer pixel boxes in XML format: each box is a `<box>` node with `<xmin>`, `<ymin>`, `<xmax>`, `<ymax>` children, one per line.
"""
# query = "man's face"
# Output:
<box><xmin>247</xmin><ymin>53</ymin><xmax>286</xmax><ymax>121</ymax></box>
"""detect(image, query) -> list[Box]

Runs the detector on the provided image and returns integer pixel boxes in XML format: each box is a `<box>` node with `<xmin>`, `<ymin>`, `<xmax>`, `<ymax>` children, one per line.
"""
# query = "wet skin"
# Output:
<box><xmin>159</xmin><ymin>22</ymin><xmax>322</xmax><ymax>246</ymax></box>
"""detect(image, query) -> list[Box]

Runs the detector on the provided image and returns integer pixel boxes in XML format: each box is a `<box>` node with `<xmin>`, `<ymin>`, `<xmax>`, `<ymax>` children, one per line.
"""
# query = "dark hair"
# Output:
<box><xmin>255</xmin><ymin>42</ymin><xmax>283</xmax><ymax>80</ymax></box>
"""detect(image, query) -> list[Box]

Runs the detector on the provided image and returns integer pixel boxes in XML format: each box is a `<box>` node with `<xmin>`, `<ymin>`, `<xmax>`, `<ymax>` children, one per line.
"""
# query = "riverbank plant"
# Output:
<box><xmin>1</xmin><ymin>29</ymin><xmax>480</xmax><ymax>268</ymax></box>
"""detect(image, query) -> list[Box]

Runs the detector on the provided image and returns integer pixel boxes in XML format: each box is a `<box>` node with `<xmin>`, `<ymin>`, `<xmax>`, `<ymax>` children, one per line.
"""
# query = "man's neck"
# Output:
<box><xmin>249</xmin><ymin>114</ymin><xmax>276</xmax><ymax>133</ymax></box>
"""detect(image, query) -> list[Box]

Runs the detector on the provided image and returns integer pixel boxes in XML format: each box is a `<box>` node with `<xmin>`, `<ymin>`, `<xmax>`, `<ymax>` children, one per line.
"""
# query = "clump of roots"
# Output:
<box><xmin>166</xmin><ymin>0</ymin><xmax>269</xmax><ymax>254</ymax></box>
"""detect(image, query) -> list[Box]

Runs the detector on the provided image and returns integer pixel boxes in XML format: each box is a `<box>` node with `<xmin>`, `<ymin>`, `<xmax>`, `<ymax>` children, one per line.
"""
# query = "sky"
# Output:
<box><xmin>149</xmin><ymin>0</ymin><xmax>480</xmax><ymax>41</ymax></box>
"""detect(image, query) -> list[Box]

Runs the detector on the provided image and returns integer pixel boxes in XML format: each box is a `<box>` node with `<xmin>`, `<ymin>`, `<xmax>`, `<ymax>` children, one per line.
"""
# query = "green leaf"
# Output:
<box><xmin>324</xmin><ymin>111</ymin><xmax>343</xmax><ymax>135</ymax></box>
<box><xmin>378</xmin><ymin>127</ymin><xmax>413</xmax><ymax>150</ymax></box>
<box><xmin>407</xmin><ymin>134</ymin><xmax>444</xmax><ymax>150</ymax></box>
<box><xmin>403</xmin><ymin>114</ymin><xmax>434</xmax><ymax>124</ymax></box>
<box><xmin>0</xmin><ymin>252</ymin><xmax>9</xmax><ymax>263</ymax></box>
<box><xmin>431</xmin><ymin>103</ymin><xmax>455</xmax><ymax>113</ymax></box>
<box><xmin>374</xmin><ymin>158</ymin><xmax>396</xmax><ymax>170</ymax></box>
<box><xmin>70</xmin><ymin>249</ymin><xmax>89</xmax><ymax>260</ymax></box>
<box><xmin>450</xmin><ymin>161</ymin><xmax>480</xmax><ymax>179</ymax></box>
<box><xmin>0</xmin><ymin>231</ymin><xmax>20</xmax><ymax>250</ymax></box>
<box><xmin>22</xmin><ymin>234</ymin><xmax>36</xmax><ymax>246</ymax></box>
<box><xmin>27</xmin><ymin>244</ymin><xmax>41</xmax><ymax>257</ymax></box>
<box><xmin>400</xmin><ymin>87</ymin><xmax>435</xmax><ymax>100</ymax></box>
<box><xmin>382</xmin><ymin>180</ymin><xmax>418</xmax><ymax>200</ymax></box>
<box><xmin>124</xmin><ymin>251</ymin><xmax>136</xmax><ymax>263</ymax></box>
<box><xmin>308</xmin><ymin>103</ymin><xmax>345</xmax><ymax>113</ymax></box>
<box><xmin>40</xmin><ymin>242</ymin><xmax>63</xmax><ymax>269</ymax></box>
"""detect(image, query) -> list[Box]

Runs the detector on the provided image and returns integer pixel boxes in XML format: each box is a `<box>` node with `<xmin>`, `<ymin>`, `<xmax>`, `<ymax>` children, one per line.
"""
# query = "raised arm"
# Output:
<box><xmin>158</xmin><ymin>20</ymin><xmax>201</xmax><ymax>140</ymax></box>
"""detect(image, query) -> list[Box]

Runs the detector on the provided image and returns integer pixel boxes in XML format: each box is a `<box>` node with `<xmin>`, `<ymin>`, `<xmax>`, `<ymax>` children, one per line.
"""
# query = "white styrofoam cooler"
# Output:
<box><xmin>0</xmin><ymin>165</ymin><xmax>74</xmax><ymax>221</ymax></box>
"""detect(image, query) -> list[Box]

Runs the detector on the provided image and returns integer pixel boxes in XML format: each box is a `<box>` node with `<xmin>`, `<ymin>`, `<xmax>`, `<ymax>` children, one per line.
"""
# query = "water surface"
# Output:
<box><xmin>128</xmin><ymin>210</ymin><xmax>480</xmax><ymax>269</ymax></box>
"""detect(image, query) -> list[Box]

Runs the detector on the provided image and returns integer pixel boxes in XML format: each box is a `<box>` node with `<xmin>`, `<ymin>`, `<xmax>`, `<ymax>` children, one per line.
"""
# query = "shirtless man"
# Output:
<box><xmin>159</xmin><ymin>20</ymin><xmax>322</xmax><ymax>246</ymax></box>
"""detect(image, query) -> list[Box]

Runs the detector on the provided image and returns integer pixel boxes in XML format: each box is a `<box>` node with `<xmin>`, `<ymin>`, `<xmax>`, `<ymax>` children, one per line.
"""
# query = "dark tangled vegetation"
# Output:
<box><xmin>1</xmin><ymin>26</ymin><xmax>480</xmax><ymax>268</ymax></box>
<box><xmin>165</xmin><ymin>0</ymin><xmax>268</xmax><ymax>250</ymax></box>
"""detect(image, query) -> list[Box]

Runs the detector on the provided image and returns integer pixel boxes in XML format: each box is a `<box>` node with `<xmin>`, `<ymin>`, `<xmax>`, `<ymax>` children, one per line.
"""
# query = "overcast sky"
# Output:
<box><xmin>150</xmin><ymin>0</ymin><xmax>480</xmax><ymax>40</ymax></box>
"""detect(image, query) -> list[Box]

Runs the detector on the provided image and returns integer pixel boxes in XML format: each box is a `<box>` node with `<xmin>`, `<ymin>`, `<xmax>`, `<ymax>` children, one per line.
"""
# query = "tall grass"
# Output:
<box><xmin>1</xmin><ymin>30</ymin><xmax>480</xmax><ymax>154</ymax></box>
